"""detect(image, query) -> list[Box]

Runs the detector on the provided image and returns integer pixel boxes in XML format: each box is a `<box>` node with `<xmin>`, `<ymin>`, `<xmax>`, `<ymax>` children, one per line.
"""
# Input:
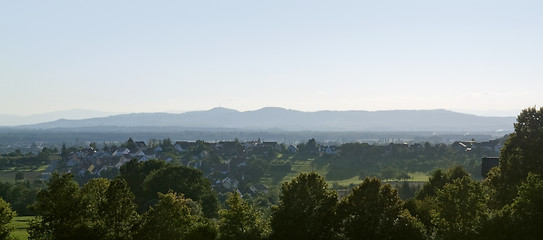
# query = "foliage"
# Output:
<box><xmin>0</xmin><ymin>181</ymin><xmax>41</xmax><ymax>216</ymax></box>
<box><xmin>28</xmin><ymin>173</ymin><xmax>84</xmax><ymax>239</ymax></box>
<box><xmin>99</xmin><ymin>179</ymin><xmax>139</xmax><ymax>240</ymax></box>
<box><xmin>508</xmin><ymin>173</ymin><xmax>543</xmax><ymax>239</ymax></box>
<box><xmin>407</xmin><ymin>166</ymin><xmax>471</xmax><ymax>231</ymax></box>
<box><xmin>219</xmin><ymin>192</ymin><xmax>269</xmax><ymax>240</ymax></box>
<box><xmin>336</xmin><ymin>177</ymin><xmax>426</xmax><ymax>240</ymax></box>
<box><xmin>139</xmin><ymin>163</ymin><xmax>218</xmax><ymax>218</ymax></box>
<box><xmin>416</xmin><ymin>166</ymin><xmax>469</xmax><ymax>200</ymax></box>
<box><xmin>486</xmin><ymin>107</ymin><xmax>543</xmax><ymax>207</ymax></box>
<box><xmin>135</xmin><ymin>191</ymin><xmax>216</xmax><ymax>240</ymax></box>
<box><xmin>28</xmin><ymin>173</ymin><xmax>139</xmax><ymax>240</ymax></box>
<box><xmin>119</xmin><ymin>159</ymin><xmax>166</xmax><ymax>210</ymax></box>
<box><xmin>270</xmin><ymin>172</ymin><xmax>338</xmax><ymax>240</ymax></box>
<box><xmin>431</xmin><ymin>176</ymin><xmax>488</xmax><ymax>240</ymax></box>
<box><xmin>0</xmin><ymin>197</ymin><xmax>15</xmax><ymax>240</ymax></box>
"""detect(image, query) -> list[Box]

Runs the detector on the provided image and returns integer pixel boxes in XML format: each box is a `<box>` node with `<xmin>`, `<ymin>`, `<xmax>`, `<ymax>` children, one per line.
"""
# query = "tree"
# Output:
<box><xmin>0</xmin><ymin>197</ymin><xmax>15</xmax><ymax>240</ymax></box>
<box><xmin>135</xmin><ymin>191</ymin><xmax>216</xmax><ymax>240</ymax></box>
<box><xmin>126</xmin><ymin>138</ymin><xmax>136</xmax><ymax>151</ymax></box>
<box><xmin>337</xmin><ymin>177</ymin><xmax>426</xmax><ymax>240</ymax></box>
<box><xmin>219</xmin><ymin>192</ymin><xmax>269</xmax><ymax>240</ymax></box>
<box><xmin>29</xmin><ymin>175</ymin><xmax>140</xmax><ymax>240</ymax></box>
<box><xmin>432</xmin><ymin>176</ymin><xmax>488</xmax><ymax>240</ymax></box>
<box><xmin>407</xmin><ymin>166</ymin><xmax>471</xmax><ymax>230</ymax></box>
<box><xmin>486</xmin><ymin>107</ymin><xmax>543</xmax><ymax>207</ymax></box>
<box><xmin>29</xmin><ymin>173</ymin><xmax>86</xmax><ymax>239</ymax></box>
<box><xmin>270</xmin><ymin>172</ymin><xmax>338</xmax><ymax>240</ymax></box>
<box><xmin>142</xmin><ymin>165</ymin><xmax>218</xmax><ymax>218</ymax></box>
<box><xmin>508</xmin><ymin>173</ymin><xmax>543</xmax><ymax>239</ymax></box>
<box><xmin>119</xmin><ymin>159</ymin><xmax>166</xmax><ymax>211</ymax></box>
<box><xmin>416</xmin><ymin>166</ymin><xmax>469</xmax><ymax>200</ymax></box>
<box><xmin>61</xmin><ymin>143</ymin><xmax>67</xmax><ymax>160</ymax></box>
<box><xmin>99</xmin><ymin>179</ymin><xmax>139</xmax><ymax>240</ymax></box>
<box><xmin>15</xmin><ymin>172</ymin><xmax>24</xmax><ymax>181</ymax></box>
<box><xmin>80</xmin><ymin>178</ymin><xmax>110</xmax><ymax>238</ymax></box>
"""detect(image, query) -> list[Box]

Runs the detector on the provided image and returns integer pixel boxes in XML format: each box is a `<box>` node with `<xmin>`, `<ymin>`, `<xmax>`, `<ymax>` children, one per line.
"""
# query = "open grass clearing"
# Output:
<box><xmin>10</xmin><ymin>216</ymin><xmax>33</xmax><ymax>240</ymax></box>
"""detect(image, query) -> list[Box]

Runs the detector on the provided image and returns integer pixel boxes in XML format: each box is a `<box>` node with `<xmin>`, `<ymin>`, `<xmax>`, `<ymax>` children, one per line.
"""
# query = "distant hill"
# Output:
<box><xmin>14</xmin><ymin>107</ymin><xmax>515</xmax><ymax>132</ymax></box>
<box><xmin>0</xmin><ymin>109</ymin><xmax>118</xmax><ymax>126</ymax></box>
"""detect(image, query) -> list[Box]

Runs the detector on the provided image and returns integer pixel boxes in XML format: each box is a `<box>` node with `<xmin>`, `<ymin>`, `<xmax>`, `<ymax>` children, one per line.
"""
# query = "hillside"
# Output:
<box><xmin>15</xmin><ymin>107</ymin><xmax>515</xmax><ymax>132</ymax></box>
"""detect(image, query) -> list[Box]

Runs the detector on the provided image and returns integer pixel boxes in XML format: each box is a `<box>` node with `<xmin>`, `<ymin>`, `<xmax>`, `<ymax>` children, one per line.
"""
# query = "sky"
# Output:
<box><xmin>1</xmin><ymin>0</ymin><xmax>542</xmax><ymax>117</ymax></box>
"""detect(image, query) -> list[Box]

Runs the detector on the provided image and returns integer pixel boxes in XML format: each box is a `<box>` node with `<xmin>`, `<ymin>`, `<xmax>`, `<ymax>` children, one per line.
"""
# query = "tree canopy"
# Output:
<box><xmin>337</xmin><ymin>177</ymin><xmax>425</xmax><ymax>240</ymax></box>
<box><xmin>270</xmin><ymin>172</ymin><xmax>338</xmax><ymax>240</ymax></box>
<box><xmin>486</xmin><ymin>107</ymin><xmax>543</xmax><ymax>207</ymax></box>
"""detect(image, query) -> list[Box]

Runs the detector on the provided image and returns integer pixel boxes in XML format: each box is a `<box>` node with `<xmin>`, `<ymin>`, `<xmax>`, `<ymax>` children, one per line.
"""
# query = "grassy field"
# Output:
<box><xmin>0</xmin><ymin>171</ymin><xmax>43</xmax><ymax>184</ymax></box>
<box><xmin>262</xmin><ymin>158</ymin><xmax>430</xmax><ymax>188</ymax></box>
<box><xmin>10</xmin><ymin>216</ymin><xmax>33</xmax><ymax>240</ymax></box>
<box><xmin>0</xmin><ymin>162</ymin><xmax>49</xmax><ymax>184</ymax></box>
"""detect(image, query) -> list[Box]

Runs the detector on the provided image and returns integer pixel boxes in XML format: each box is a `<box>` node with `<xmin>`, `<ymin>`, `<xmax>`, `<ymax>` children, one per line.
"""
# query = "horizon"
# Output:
<box><xmin>0</xmin><ymin>106</ymin><xmax>521</xmax><ymax>127</ymax></box>
<box><xmin>2</xmin><ymin>1</ymin><xmax>541</xmax><ymax>116</ymax></box>
<box><xmin>1</xmin><ymin>106</ymin><xmax>521</xmax><ymax>117</ymax></box>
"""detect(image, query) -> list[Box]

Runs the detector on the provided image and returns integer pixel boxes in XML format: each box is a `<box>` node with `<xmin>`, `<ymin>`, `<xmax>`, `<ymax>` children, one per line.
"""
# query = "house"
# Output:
<box><xmin>116</xmin><ymin>154</ymin><xmax>132</xmax><ymax>167</ymax></box>
<box><xmin>452</xmin><ymin>141</ymin><xmax>473</xmax><ymax>152</ymax></box>
<box><xmin>66</xmin><ymin>157</ymin><xmax>79</xmax><ymax>167</ymax></box>
<box><xmin>138</xmin><ymin>155</ymin><xmax>152</xmax><ymax>162</ymax></box>
<box><xmin>322</xmin><ymin>146</ymin><xmax>337</xmax><ymax>155</ymax></box>
<box><xmin>222</xmin><ymin>177</ymin><xmax>239</xmax><ymax>190</ymax></box>
<box><xmin>174</xmin><ymin>141</ymin><xmax>195</xmax><ymax>152</ymax></box>
<box><xmin>113</xmin><ymin>148</ymin><xmax>130</xmax><ymax>157</ymax></box>
<box><xmin>287</xmin><ymin>144</ymin><xmax>298</xmax><ymax>153</ymax></box>
<box><xmin>154</xmin><ymin>146</ymin><xmax>163</xmax><ymax>153</ymax></box>
<box><xmin>130</xmin><ymin>149</ymin><xmax>146</xmax><ymax>158</ymax></box>
<box><xmin>250</xmin><ymin>184</ymin><xmax>269</xmax><ymax>194</ymax></box>
<box><xmin>135</xmin><ymin>141</ymin><xmax>147</xmax><ymax>150</ymax></box>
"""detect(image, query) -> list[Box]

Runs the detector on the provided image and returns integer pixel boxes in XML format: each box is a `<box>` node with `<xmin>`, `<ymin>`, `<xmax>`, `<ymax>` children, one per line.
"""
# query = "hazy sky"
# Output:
<box><xmin>1</xmin><ymin>0</ymin><xmax>541</xmax><ymax>116</ymax></box>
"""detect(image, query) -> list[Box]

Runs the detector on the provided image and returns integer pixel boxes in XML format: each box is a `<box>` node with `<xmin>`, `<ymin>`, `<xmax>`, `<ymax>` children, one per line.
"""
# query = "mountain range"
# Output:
<box><xmin>5</xmin><ymin>107</ymin><xmax>516</xmax><ymax>132</ymax></box>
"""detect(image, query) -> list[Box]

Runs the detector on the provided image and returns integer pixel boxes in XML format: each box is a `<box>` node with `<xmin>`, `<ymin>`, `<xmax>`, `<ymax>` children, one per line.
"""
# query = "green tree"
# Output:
<box><xmin>135</xmin><ymin>191</ymin><xmax>216</xmax><ymax>240</ymax></box>
<box><xmin>15</xmin><ymin>172</ymin><xmax>24</xmax><ymax>181</ymax></box>
<box><xmin>142</xmin><ymin>165</ymin><xmax>218</xmax><ymax>218</ymax></box>
<box><xmin>407</xmin><ymin>166</ymin><xmax>471</xmax><ymax>231</ymax></box>
<box><xmin>119</xmin><ymin>159</ymin><xmax>166</xmax><ymax>211</ymax></box>
<box><xmin>432</xmin><ymin>176</ymin><xmax>488</xmax><ymax>240</ymax></box>
<box><xmin>416</xmin><ymin>166</ymin><xmax>469</xmax><ymax>200</ymax></box>
<box><xmin>337</xmin><ymin>177</ymin><xmax>426</xmax><ymax>240</ymax></box>
<box><xmin>61</xmin><ymin>143</ymin><xmax>67</xmax><ymax>160</ymax></box>
<box><xmin>508</xmin><ymin>173</ymin><xmax>543</xmax><ymax>239</ymax></box>
<box><xmin>29</xmin><ymin>173</ymin><xmax>86</xmax><ymax>239</ymax></box>
<box><xmin>219</xmin><ymin>192</ymin><xmax>269</xmax><ymax>240</ymax></box>
<box><xmin>29</xmin><ymin>175</ymin><xmax>140</xmax><ymax>240</ymax></box>
<box><xmin>126</xmin><ymin>138</ymin><xmax>136</xmax><ymax>151</ymax></box>
<box><xmin>99</xmin><ymin>179</ymin><xmax>139</xmax><ymax>240</ymax></box>
<box><xmin>486</xmin><ymin>107</ymin><xmax>543</xmax><ymax>207</ymax></box>
<box><xmin>0</xmin><ymin>197</ymin><xmax>15</xmax><ymax>240</ymax></box>
<box><xmin>270</xmin><ymin>172</ymin><xmax>338</xmax><ymax>240</ymax></box>
<box><xmin>80</xmin><ymin>178</ymin><xmax>110</xmax><ymax>238</ymax></box>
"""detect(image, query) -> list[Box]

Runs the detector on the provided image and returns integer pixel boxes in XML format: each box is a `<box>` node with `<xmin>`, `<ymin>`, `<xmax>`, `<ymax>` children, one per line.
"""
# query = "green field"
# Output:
<box><xmin>10</xmin><ymin>216</ymin><xmax>33</xmax><ymax>240</ymax></box>
<box><xmin>263</xmin><ymin>158</ymin><xmax>430</xmax><ymax>188</ymax></box>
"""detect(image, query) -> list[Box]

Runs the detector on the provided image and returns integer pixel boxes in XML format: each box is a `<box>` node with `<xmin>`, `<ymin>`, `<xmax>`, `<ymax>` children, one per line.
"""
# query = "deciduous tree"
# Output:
<box><xmin>337</xmin><ymin>177</ymin><xmax>426</xmax><ymax>240</ymax></box>
<box><xmin>270</xmin><ymin>172</ymin><xmax>338</xmax><ymax>240</ymax></box>
<box><xmin>432</xmin><ymin>176</ymin><xmax>488</xmax><ymax>240</ymax></box>
<box><xmin>0</xmin><ymin>197</ymin><xmax>15</xmax><ymax>240</ymax></box>
<box><xmin>135</xmin><ymin>191</ymin><xmax>216</xmax><ymax>240</ymax></box>
<box><xmin>219</xmin><ymin>192</ymin><xmax>269</xmax><ymax>240</ymax></box>
<box><xmin>486</xmin><ymin>107</ymin><xmax>543</xmax><ymax>207</ymax></box>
